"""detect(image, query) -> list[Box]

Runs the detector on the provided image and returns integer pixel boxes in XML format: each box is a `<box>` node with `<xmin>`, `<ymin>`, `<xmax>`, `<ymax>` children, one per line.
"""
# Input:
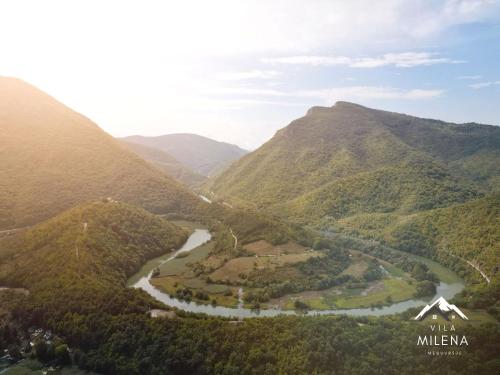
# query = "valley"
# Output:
<box><xmin>0</xmin><ymin>80</ymin><xmax>497</xmax><ymax>375</ymax></box>
<box><xmin>127</xmin><ymin>221</ymin><xmax>465</xmax><ymax>316</ymax></box>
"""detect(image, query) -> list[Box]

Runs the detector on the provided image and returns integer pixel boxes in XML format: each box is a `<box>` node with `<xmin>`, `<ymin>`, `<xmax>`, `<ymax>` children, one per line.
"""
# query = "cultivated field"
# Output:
<box><xmin>209</xmin><ymin>251</ymin><xmax>323</xmax><ymax>282</ymax></box>
<box><xmin>243</xmin><ymin>240</ymin><xmax>309</xmax><ymax>256</ymax></box>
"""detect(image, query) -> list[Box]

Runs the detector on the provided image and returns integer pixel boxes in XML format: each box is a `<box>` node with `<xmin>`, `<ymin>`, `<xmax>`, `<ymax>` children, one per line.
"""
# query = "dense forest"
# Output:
<box><xmin>337</xmin><ymin>194</ymin><xmax>499</xmax><ymax>277</ymax></box>
<box><xmin>278</xmin><ymin>160</ymin><xmax>479</xmax><ymax>223</ymax></box>
<box><xmin>210</xmin><ymin>102</ymin><xmax>499</xmax><ymax>210</ymax></box>
<box><xmin>2</xmin><ymin>290</ymin><xmax>499</xmax><ymax>375</ymax></box>
<box><xmin>0</xmin><ymin>201</ymin><xmax>188</xmax><ymax>288</ymax></box>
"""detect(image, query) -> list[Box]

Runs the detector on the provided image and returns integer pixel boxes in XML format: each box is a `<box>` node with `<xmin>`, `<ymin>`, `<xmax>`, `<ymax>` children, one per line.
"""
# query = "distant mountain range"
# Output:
<box><xmin>120</xmin><ymin>140</ymin><xmax>207</xmax><ymax>187</ymax></box>
<box><xmin>120</xmin><ymin>133</ymin><xmax>248</xmax><ymax>177</ymax></box>
<box><xmin>210</xmin><ymin>102</ymin><xmax>500</xmax><ymax>279</ymax></box>
<box><xmin>0</xmin><ymin>77</ymin><xmax>201</xmax><ymax>230</ymax></box>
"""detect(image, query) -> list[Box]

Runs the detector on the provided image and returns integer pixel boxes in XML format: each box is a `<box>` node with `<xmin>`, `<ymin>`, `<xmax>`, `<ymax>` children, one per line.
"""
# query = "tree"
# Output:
<box><xmin>294</xmin><ymin>300</ymin><xmax>309</xmax><ymax>311</ymax></box>
<box><xmin>415</xmin><ymin>280</ymin><xmax>436</xmax><ymax>297</ymax></box>
<box><xmin>55</xmin><ymin>344</ymin><xmax>71</xmax><ymax>365</ymax></box>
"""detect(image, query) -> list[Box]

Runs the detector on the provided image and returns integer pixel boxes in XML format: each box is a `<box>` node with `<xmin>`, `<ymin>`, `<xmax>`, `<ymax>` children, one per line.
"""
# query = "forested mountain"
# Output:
<box><xmin>211</xmin><ymin>102</ymin><xmax>499</xmax><ymax>219</ymax></box>
<box><xmin>121</xmin><ymin>133</ymin><xmax>248</xmax><ymax>177</ymax></box>
<box><xmin>0</xmin><ymin>201</ymin><xmax>188</xmax><ymax>289</ymax></box>
<box><xmin>210</xmin><ymin>102</ymin><xmax>499</xmax><ymax>283</ymax></box>
<box><xmin>338</xmin><ymin>193</ymin><xmax>500</xmax><ymax>278</ymax></box>
<box><xmin>120</xmin><ymin>140</ymin><xmax>206</xmax><ymax>187</ymax></box>
<box><xmin>0</xmin><ymin>77</ymin><xmax>201</xmax><ymax>230</ymax></box>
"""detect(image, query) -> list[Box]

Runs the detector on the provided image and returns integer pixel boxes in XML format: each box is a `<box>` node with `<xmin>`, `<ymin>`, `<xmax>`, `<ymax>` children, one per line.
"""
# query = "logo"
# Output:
<box><xmin>413</xmin><ymin>297</ymin><xmax>469</xmax><ymax>356</ymax></box>
<box><xmin>414</xmin><ymin>296</ymin><xmax>468</xmax><ymax>321</ymax></box>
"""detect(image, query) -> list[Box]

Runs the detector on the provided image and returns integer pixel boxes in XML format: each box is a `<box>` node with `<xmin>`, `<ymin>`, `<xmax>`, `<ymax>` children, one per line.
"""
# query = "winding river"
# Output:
<box><xmin>127</xmin><ymin>228</ymin><xmax>465</xmax><ymax>318</ymax></box>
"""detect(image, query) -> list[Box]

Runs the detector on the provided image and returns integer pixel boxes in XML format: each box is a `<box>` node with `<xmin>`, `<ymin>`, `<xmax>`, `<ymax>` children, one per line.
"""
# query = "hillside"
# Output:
<box><xmin>121</xmin><ymin>133</ymin><xmax>248</xmax><ymax>177</ymax></box>
<box><xmin>278</xmin><ymin>160</ymin><xmax>479</xmax><ymax>223</ymax></box>
<box><xmin>211</xmin><ymin>102</ymin><xmax>499</xmax><ymax>219</ymax></box>
<box><xmin>0</xmin><ymin>77</ymin><xmax>201</xmax><ymax>230</ymax></box>
<box><xmin>120</xmin><ymin>140</ymin><xmax>206</xmax><ymax>187</ymax></box>
<box><xmin>0</xmin><ymin>201</ymin><xmax>188</xmax><ymax>289</ymax></box>
<box><xmin>337</xmin><ymin>194</ymin><xmax>499</xmax><ymax>279</ymax></box>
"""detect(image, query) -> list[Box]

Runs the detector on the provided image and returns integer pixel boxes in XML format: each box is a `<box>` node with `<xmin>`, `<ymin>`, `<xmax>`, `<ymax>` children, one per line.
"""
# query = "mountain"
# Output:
<box><xmin>121</xmin><ymin>133</ymin><xmax>248</xmax><ymax>177</ymax></box>
<box><xmin>0</xmin><ymin>77</ymin><xmax>201</xmax><ymax>230</ymax></box>
<box><xmin>0</xmin><ymin>200</ymin><xmax>188</xmax><ymax>289</ymax></box>
<box><xmin>210</xmin><ymin>102</ymin><xmax>499</xmax><ymax>284</ymax></box>
<box><xmin>211</xmin><ymin>102</ymin><xmax>499</xmax><ymax>223</ymax></box>
<box><xmin>120</xmin><ymin>140</ymin><xmax>207</xmax><ymax>187</ymax></box>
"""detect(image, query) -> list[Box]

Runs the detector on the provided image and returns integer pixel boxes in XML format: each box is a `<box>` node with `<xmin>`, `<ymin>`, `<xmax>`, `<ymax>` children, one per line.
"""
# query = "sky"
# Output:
<box><xmin>1</xmin><ymin>0</ymin><xmax>499</xmax><ymax>149</ymax></box>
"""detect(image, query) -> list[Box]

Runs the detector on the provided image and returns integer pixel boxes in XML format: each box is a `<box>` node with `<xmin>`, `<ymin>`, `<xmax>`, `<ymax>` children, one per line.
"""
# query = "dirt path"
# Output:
<box><xmin>0</xmin><ymin>286</ymin><xmax>29</xmax><ymax>295</ymax></box>
<box><xmin>222</xmin><ymin>201</ymin><xmax>233</xmax><ymax>209</ymax></box>
<box><xmin>229</xmin><ymin>228</ymin><xmax>238</xmax><ymax>250</ymax></box>
<box><xmin>75</xmin><ymin>222</ymin><xmax>88</xmax><ymax>260</ymax></box>
<box><xmin>237</xmin><ymin>287</ymin><xmax>244</xmax><ymax>308</ymax></box>
<box><xmin>0</xmin><ymin>227</ymin><xmax>25</xmax><ymax>236</ymax></box>
<box><xmin>464</xmin><ymin>259</ymin><xmax>491</xmax><ymax>283</ymax></box>
<box><xmin>198</xmin><ymin>194</ymin><xmax>212</xmax><ymax>204</ymax></box>
<box><xmin>447</xmin><ymin>252</ymin><xmax>490</xmax><ymax>284</ymax></box>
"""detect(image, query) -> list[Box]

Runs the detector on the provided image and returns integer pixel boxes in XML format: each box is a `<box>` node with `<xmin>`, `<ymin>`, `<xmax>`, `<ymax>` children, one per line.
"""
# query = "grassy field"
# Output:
<box><xmin>3</xmin><ymin>360</ymin><xmax>97</xmax><ymax>374</ymax></box>
<box><xmin>243</xmin><ymin>240</ymin><xmax>308</xmax><ymax>256</ymax></box>
<box><xmin>158</xmin><ymin>241</ymin><xmax>214</xmax><ymax>276</ymax></box>
<box><xmin>277</xmin><ymin>277</ymin><xmax>417</xmax><ymax>310</ymax></box>
<box><xmin>209</xmin><ymin>251</ymin><xmax>323</xmax><ymax>282</ymax></box>
<box><xmin>150</xmin><ymin>235</ymin><xmax>245</xmax><ymax>307</ymax></box>
<box><xmin>151</xmin><ymin>275</ymin><xmax>239</xmax><ymax>307</ymax></box>
<box><xmin>328</xmin><ymin>278</ymin><xmax>416</xmax><ymax>308</ymax></box>
<box><xmin>347</xmin><ymin>249</ymin><xmax>408</xmax><ymax>278</ymax></box>
<box><xmin>341</xmin><ymin>257</ymin><xmax>368</xmax><ymax>277</ymax></box>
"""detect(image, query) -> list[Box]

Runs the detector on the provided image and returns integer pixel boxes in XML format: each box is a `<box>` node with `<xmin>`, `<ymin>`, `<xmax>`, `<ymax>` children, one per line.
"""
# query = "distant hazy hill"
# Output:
<box><xmin>0</xmin><ymin>77</ymin><xmax>201</xmax><ymax>230</ymax></box>
<box><xmin>120</xmin><ymin>140</ymin><xmax>207</xmax><ymax>187</ymax></box>
<box><xmin>211</xmin><ymin>102</ymin><xmax>499</xmax><ymax>222</ymax></box>
<box><xmin>121</xmin><ymin>133</ymin><xmax>248</xmax><ymax>177</ymax></box>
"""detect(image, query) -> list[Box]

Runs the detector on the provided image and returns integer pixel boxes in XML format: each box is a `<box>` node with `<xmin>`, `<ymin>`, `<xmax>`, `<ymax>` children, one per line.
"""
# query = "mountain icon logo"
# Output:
<box><xmin>414</xmin><ymin>297</ymin><xmax>468</xmax><ymax>321</ymax></box>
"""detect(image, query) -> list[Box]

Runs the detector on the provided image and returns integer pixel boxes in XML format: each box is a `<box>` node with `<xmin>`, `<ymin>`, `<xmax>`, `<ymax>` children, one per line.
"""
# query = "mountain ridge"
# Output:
<box><xmin>209</xmin><ymin>101</ymin><xmax>499</xmax><ymax>285</ymax></box>
<box><xmin>210</xmin><ymin>101</ymin><xmax>498</xmax><ymax>212</ymax></box>
<box><xmin>119</xmin><ymin>140</ymin><xmax>207</xmax><ymax>187</ymax></box>
<box><xmin>121</xmin><ymin>133</ymin><xmax>248</xmax><ymax>177</ymax></box>
<box><xmin>0</xmin><ymin>77</ymin><xmax>202</xmax><ymax>230</ymax></box>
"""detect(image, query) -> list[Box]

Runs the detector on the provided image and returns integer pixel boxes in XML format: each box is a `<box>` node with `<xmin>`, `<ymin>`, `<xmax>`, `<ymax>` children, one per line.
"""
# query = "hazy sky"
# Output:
<box><xmin>1</xmin><ymin>0</ymin><xmax>499</xmax><ymax>149</ymax></box>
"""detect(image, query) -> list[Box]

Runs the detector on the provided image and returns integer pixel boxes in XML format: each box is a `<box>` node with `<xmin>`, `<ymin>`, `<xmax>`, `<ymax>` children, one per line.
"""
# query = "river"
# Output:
<box><xmin>128</xmin><ymin>228</ymin><xmax>465</xmax><ymax>318</ymax></box>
